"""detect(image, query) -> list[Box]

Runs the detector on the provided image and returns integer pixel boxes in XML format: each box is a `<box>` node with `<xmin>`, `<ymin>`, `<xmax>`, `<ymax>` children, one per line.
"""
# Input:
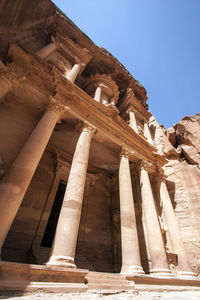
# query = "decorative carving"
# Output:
<box><xmin>0</xmin><ymin>69</ymin><xmax>26</xmax><ymax>90</ymax></box>
<box><xmin>47</xmin><ymin>96</ymin><xmax>69</xmax><ymax>119</ymax></box>
<box><xmin>82</xmin><ymin>121</ymin><xmax>96</xmax><ymax>134</ymax></box>
<box><xmin>126</xmin><ymin>105</ymin><xmax>137</xmax><ymax>115</ymax></box>
<box><xmin>104</xmin><ymin>104</ymin><xmax>119</xmax><ymax>118</ymax></box>
<box><xmin>120</xmin><ymin>147</ymin><xmax>134</xmax><ymax>159</ymax></box>
<box><xmin>138</xmin><ymin>159</ymin><xmax>153</xmax><ymax>171</ymax></box>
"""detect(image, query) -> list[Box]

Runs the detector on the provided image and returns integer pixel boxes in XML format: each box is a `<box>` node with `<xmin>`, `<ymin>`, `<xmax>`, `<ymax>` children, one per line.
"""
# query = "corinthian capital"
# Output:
<box><xmin>120</xmin><ymin>147</ymin><xmax>134</xmax><ymax>159</ymax></box>
<box><xmin>47</xmin><ymin>96</ymin><xmax>69</xmax><ymax>118</ymax></box>
<box><xmin>82</xmin><ymin>121</ymin><xmax>96</xmax><ymax>134</ymax></box>
<box><xmin>0</xmin><ymin>69</ymin><xmax>26</xmax><ymax>89</ymax></box>
<box><xmin>126</xmin><ymin>105</ymin><xmax>136</xmax><ymax>114</ymax></box>
<box><xmin>138</xmin><ymin>159</ymin><xmax>153</xmax><ymax>171</ymax></box>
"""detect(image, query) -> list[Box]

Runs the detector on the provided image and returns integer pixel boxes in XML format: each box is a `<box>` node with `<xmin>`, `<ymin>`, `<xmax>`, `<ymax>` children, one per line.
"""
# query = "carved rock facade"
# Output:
<box><xmin>0</xmin><ymin>0</ymin><xmax>199</xmax><ymax>294</ymax></box>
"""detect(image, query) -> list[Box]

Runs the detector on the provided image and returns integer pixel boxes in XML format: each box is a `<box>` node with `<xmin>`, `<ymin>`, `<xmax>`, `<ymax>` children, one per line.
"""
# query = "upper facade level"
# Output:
<box><xmin>0</xmin><ymin>0</ymin><xmax>168</xmax><ymax>168</ymax></box>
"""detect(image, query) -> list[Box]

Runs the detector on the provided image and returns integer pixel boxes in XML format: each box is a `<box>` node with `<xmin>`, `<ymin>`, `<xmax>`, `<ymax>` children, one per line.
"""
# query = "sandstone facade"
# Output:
<box><xmin>0</xmin><ymin>0</ymin><xmax>199</xmax><ymax>295</ymax></box>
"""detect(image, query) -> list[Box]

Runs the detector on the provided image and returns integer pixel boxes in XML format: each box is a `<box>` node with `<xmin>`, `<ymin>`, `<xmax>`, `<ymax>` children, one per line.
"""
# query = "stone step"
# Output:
<box><xmin>86</xmin><ymin>271</ymin><xmax>135</xmax><ymax>291</ymax></box>
<box><xmin>0</xmin><ymin>281</ymin><xmax>88</xmax><ymax>293</ymax></box>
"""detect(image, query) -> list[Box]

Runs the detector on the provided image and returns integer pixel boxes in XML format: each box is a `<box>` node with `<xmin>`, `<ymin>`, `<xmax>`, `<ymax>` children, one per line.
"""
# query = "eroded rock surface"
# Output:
<box><xmin>163</xmin><ymin>114</ymin><xmax>200</xmax><ymax>271</ymax></box>
<box><xmin>166</xmin><ymin>113</ymin><xmax>200</xmax><ymax>165</ymax></box>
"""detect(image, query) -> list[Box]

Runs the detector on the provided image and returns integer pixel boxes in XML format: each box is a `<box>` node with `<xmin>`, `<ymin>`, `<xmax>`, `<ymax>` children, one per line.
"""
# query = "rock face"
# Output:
<box><xmin>164</xmin><ymin>114</ymin><xmax>200</xmax><ymax>272</ymax></box>
<box><xmin>166</xmin><ymin>113</ymin><xmax>200</xmax><ymax>165</ymax></box>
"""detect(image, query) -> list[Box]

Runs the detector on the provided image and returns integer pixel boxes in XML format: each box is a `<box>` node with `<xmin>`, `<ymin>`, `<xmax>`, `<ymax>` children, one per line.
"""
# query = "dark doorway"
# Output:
<box><xmin>41</xmin><ymin>180</ymin><xmax>67</xmax><ymax>248</ymax></box>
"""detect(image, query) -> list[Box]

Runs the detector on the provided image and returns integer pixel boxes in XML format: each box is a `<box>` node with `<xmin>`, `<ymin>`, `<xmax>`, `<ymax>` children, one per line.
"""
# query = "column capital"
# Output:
<box><xmin>120</xmin><ymin>147</ymin><xmax>134</xmax><ymax>159</ymax></box>
<box><xmin>47</xmin><ymin>96</ymin><xmax>69</xmax><ymax>119</ymax></box>
<box><xmin>0</xmin><ymin>69</ymin><xmax>26</xmax><ymax>89</ymax></box>
<box><xmin>82</xmin><ymin>121</ymin><xmax>96</xmax><ymax>134</ymax></box>
<box><xmin>76</xmin><ymin>121</ymin><xmax>96</xmax><ymax>135</ymax></box>
<box><xmin>137</xmin><ymin>159</ymin><xmax>152</xmax><ymax>171</ymax></box>
<box><xmin>126</xmin><ymin>105</ymin><xmax>137</xmax><ymax>115</ymax></box>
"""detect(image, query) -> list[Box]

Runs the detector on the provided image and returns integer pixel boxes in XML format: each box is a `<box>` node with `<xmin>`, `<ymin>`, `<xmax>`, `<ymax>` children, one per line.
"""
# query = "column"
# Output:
<box><xmin>127</xmin><ymin>107</ymin><xmax>138</xmax><ymax>134</ymax></box>
<box><xmin>119</xmin><ymin>149</ymin><xmax>144</xmax><ymax>274</ymax></box>
<box><xmin>36</xmin><ymin>42</ymin><xmax>57</xmax><ymax>59</ymax></box>
<box><xmin>66</xmin><ymin>63</ymin><xmax>81</xmax><ymax>83</ymax></box>
<box><xmin>144</xmin><ymin>122</ymin><xmax>153</xmax><ymax>145</ymax></box>
<box><xmin>159</xmin><ymin>175</ymin><xmax>194</xmax><ymax>277</ymax></box>
<box><xmin>0</xmin><ymin>98</ymin><xmax>66</xmax><ymax>252</ymax></box>
<box><xmin>47</xmin><ymin>122</ymin><xmax>96</xmax><ymax>268</ymax></box>
<box><xmin>94</xmin><ymin>86</ymin><xmax>101</xmax><ymax>102</ymax></box>
<box><xmin>139</xmin><ymin>161</ymin><xmax>171</xmax><ymax>276</ymax></box>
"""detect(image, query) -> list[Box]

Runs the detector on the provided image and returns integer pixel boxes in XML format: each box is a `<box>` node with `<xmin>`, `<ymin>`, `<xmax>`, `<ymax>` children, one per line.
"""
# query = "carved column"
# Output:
<box><xmin>0</xmin><ymin>98</ymin><xmax>67</xmax><ymax>253</ymax></box>
<box><xmin>66</xmin><ymin>63</ymin><xmax>81</xmax><ymax>83</ymax></box>
<box><xmin>139</xmin><ymin>161</ymin><xmax>171</xmax><ymax>276</ymax></box>
<box><xmin>158</xmin><ymin>173</ymin><xmax>194</xmax><ymax>277</ymax></box>
<box><xmin>127</xmin><ymin>107</ymin><xmax>138</xmax><ymax>134</ymax></box>
<box><xmin>47</xmin><ymin>122</ymin><xmax>96</xmax><ymax>268</ymax></box>
<box><xmin>144</xmin><ymin>122</ymin><xmax>153</xmax><ymax>145</ymax></box>
<box><xmin>119</xmin><ymin>149</ymin><xmax>143</xmax><ymax>274</ymax></box>
<box><xmin>36</xmin><ymin>42</ymin><xmax>57</xmax><ymax>59</ymax></box>
<box><xmin>94</xmin><ymin>86</ymin><xmax>102</xmax><ymax>102</ymax></box>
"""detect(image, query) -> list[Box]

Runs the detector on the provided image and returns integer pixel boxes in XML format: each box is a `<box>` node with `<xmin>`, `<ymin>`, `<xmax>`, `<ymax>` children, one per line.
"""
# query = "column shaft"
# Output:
<box><xmin>0</xmin><ymin>106</ymin><xmax>61</xmax><ymax>251</ymax></box>
<box><xmin>47</xmin><ymin>123</ymin><xmax>95</xmax><ymax>268</ymax></box>
<box><xmin>94</xmin><ymin>86</ymin><xmax>101</xmax><ymax>102</ymax></box>
<box><xmin>66</xmin><ymin>64</ymin><xmax>80</xmax><ymax>83</ymax></box>
<box><xmin>140</xmin><ymin>165</ymin><xmax>170</xmax><ymax>276</ymax></box>
<box><xmin>160</xmin><ymin>180</ymin><xmax>194</xmax><ymax>277</ymax></box>
<box><xmin>144</xmin><ymin>123</ymin><xmax>153</xmax><ymax>145</ymax></box>
<box><xmin>129</xmin><ymin>110</ymin><xmax>138</xmax><ymax>134</ymax></box>
<box><xmin>36</xmin><ymin>42</ymin><xmax>57</xmax><ymax>59</ymax></box>
<box><xmin>119</xmin><ymin>153</ymin><xmax>143</xmax><ymax>274</ymax></box>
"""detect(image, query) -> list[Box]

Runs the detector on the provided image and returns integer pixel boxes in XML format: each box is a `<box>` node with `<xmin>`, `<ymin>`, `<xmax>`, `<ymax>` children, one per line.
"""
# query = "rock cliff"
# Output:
<box><xmin>163</xmin><ymin>114</ymin><xmax>200</xmax><ymax>273</ymax></box>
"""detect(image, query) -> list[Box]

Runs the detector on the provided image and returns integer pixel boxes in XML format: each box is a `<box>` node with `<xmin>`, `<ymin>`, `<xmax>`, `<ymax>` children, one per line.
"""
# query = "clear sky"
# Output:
<box><xmin>52</xmin><ymin>0</ymin><xmax>200</xmax><ymax>128</ymax></box>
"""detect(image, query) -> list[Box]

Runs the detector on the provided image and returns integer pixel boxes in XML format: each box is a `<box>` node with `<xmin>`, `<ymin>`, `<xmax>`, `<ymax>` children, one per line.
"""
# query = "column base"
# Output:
<box><xmin>46</xmin><ymin>256</ymin><xmax>76</xmax><ymax>268</ymax></box>
<box><xmin>150</xmin><ymin>268</ymin><xmax>173</xmax><ymax>278</ymax></box>
<box><xmin>121</xmin><ymin>265</ymin><xmax>144</xmax><ymax>275</ymax></box>
<box><xmin>178</xmin><ymin>271</ymin><xmax>195</xmax><ymax>278</ymax></box>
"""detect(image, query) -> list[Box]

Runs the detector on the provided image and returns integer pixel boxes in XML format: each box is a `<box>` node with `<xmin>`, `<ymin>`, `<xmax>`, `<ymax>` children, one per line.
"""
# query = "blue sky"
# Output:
<box><xmin>52</xmin><ymin>0</ymin><xmax>200</xmax><ymax>128</ymax></box>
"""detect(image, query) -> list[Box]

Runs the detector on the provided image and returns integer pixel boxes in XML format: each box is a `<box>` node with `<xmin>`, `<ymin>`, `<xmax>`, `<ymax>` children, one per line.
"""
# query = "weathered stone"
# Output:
<box><xmin>0</xmin><ymin>0</ymin><xmax>200</xmax><ymax>296</ymax></box>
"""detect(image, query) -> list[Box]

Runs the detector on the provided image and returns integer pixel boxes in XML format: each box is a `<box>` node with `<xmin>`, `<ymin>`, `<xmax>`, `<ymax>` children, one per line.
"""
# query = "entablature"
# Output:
<box><xmin>55</xmin><ymin>81</ymin><xmax>165</xmax><ymax>165</ymax></box>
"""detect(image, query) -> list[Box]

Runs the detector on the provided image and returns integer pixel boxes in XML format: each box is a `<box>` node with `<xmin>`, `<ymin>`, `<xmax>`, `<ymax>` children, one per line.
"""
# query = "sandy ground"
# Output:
<box><xmin>1</xmin><ymin>291</ymin><xmax>200</xmax><ymax>300</ymax></box>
